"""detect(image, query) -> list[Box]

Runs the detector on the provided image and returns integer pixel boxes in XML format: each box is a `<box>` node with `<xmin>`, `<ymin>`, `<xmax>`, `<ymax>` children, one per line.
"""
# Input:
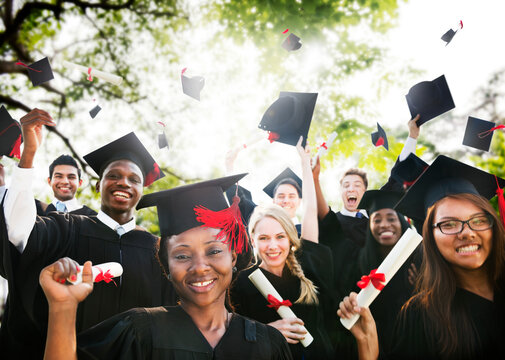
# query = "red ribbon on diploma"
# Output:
<box><xmin>87</xmin><ymin>67</ymin><xmax>93</xmax><ymax>81</ymax></box>
<box><xmin>95</xmin><ymin>268</ymin><xmax>117</xmax><ymax>286</ymax></box>
<box><xmin>267</xmin><ymin>294</ymin><xmax>293</xmax><ymax>310</ymax></box>
<box><xmin>357</xmin><ymin>269</ymin><xmax>386</xmax><ymax>290</ymax></box>
<box><xmin>319</xmin><ymin>142</ymin><xmax>327</xmax><ymax>150</ymax></box>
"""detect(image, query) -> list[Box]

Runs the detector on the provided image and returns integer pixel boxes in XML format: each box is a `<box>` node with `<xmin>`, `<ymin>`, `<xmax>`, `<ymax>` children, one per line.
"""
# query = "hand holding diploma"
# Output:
<box><xmin>249</xmin><ymin>268</ymin><xmax>314</xmax><ymax>347</ymax></box>
<box><xmin>340</xmin><ymin>228</ymin><xmax>423</xmax><ymax>330</ymax></box>
<box><xmin>68</xmin><ymin>262</ymin><xmax>123</xmax><ymax>285</ymax></box>
<box><xmin>312</xmin><ymin>131</ymin><xmax>337</xmax><ymax>169</ymax></box>
<box><xmin>63</xmin><ymin>60</ymin><xmax>123</xmax><ymax>86</ymax></box>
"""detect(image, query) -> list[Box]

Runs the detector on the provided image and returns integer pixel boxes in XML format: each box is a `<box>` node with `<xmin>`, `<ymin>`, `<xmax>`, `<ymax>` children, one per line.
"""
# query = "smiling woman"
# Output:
<box><xmin>39</xmin><ymin>174</ymin><xmax>293</xmax><ymax>360</ymax></box>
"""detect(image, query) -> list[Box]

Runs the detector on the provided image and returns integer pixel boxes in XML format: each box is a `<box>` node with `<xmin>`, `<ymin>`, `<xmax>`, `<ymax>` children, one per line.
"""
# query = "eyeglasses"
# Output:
<box><xmin>433</xmin><ymin>214</ymin><xmax>494</xmax><ymax>235</ymax></box>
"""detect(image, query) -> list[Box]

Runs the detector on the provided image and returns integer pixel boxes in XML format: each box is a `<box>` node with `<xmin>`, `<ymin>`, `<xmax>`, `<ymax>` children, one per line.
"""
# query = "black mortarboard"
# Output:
<box><xmin>263</xmin><ymin>167</ymin><xmax>302</xmax><ymax>198</ymax></box>
<box><xmin>181</xmin><ymin>74</ymin><xmax>205</xmax><ymax>101</ymax></box>
<box><xmin>136</xmin><ymin>174</ymin><xmax>252</xmax><ymax>267</ymax></box>
<box><xmin>405</xmin><ymin>75</ymin><xmax>455</xmax><ymax>126</ymax></box>
<box><xmin>441</xmin><ymin>29</ymin><xmax>456</xmax><ymax>45</ymax></box>
<box><xmin>89</xmin><ymin>105</ymin><xmax>102</xmax><ymax>119</ymax></box>
<box><xmin>281</xmin><ymin>33</ymin><xmax>302</xmax><ymax>52</ymax></box>
<box><xmin>395</xmin><ymin>155</ymin><xmax>505</xmax><ymax>221</ymax></box>
<box><xmin>371</xmin><ymin>122</ymin><xmax>389</xmax><ymax>150</ymax></box>
<box><xmin>83</xmin><ymin>132</ymin><xmax>165</xmax><ymax>187</ymax></box>
<box><xmin>358</xmin><ymin>190</ymin><xmax>404</xmax><ymax>215</ymax></box>
<box><xmin>158</xmin><ymin>132</ymin><xmax>169</xmax><ymax>150</ymax></box>
<box><xmin>27</xmin><ymin>57</ymin><xmax>54</xmax><ymax>86</ymax></box>
<box><xmin>258</xmin><ymin>91</ymin><xmax>317</xmax><ymax>147</ymax></box>
<box><xmin>390</xmin><ymin>153</ymin><xmax>428</xmax><ymax>188</ymax></box>
<box><xmin>462</xmin><ymin>116</ymin><xmax>496</xmax><ymax>152</ymax></box>
<box><xmin>0</xmin><ymin>105</ymin><xmax>22</xmax><ymax>159</ymax></box>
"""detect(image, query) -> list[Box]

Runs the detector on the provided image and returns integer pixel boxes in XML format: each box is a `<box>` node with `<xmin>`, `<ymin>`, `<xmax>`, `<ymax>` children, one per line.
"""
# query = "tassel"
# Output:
<box><xmin>375</xmin><ymin>137</ymin><xmax>385</xmax><ymax>147</ymax></box>
<box><xmin>194</xmin><ymin>195</ymin><xmax>248</xmax><ymax>254</ymax></box>
<box><xmin>478</xmin><ymin>124</ymin><xmax>505</xmax><ymax>139</ymax></box>
<box><xmin>495</xmin><ymin>175</ymin><xmax>505</xmax><ymax>229</ymax></box>
<box><xmin>145</xmin><ymin>163</ymin><xmax>160</xmax><ymax>186</ymax></box>
<box><xmin>9</xmin><ymin>134</ymin><xmax>22</xmax><ymax>159</ymax></box>
<box><xmin>267</xmin><ymin>131</ymin><xmax>280</xmax><ymax>143</ymax></box>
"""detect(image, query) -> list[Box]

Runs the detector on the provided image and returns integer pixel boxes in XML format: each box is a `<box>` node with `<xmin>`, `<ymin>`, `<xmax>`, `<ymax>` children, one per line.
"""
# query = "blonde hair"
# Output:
<box><xmin>248</xmin><ymin>204</ymin><xmax>319</xmax><ymax>305</ymax></box>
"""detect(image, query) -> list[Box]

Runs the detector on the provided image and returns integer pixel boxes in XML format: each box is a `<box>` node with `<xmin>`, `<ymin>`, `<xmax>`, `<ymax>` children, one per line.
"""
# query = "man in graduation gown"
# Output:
<box><xmin>0</xmin><ymin>108</ymin><xmax>176</xmax><ymax>359</ymax></box>
<box><xmin>36</xmin><ymin>154</ymin><xmax>97</xmax><ymax>216</ymax></box>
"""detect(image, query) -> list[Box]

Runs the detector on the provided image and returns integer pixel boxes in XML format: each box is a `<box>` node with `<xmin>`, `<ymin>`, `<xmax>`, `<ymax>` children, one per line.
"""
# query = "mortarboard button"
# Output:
<box><xmin>358</xmin><ymin>190</ymin><xmax>404</xmax><ymax>215</ymax></box>
<box><xmin>371</xmin><ymin>122</ymin><xmax>389</xmax><ymax>150</ymax></box>
<box><xmin>405</xmin><ymin>75</ymin><xmax>455</xmax><ymax>126</ymax></box>
<box><xmin>395</xmin><ymin>155</ymin><xmax>505</xmax><ymax>221</ymax></box>
<box><xmin>89</xmin><ymin>105</ymin><xmax>102</xmax><ymax>119</ymax></box>
<box><xmin>258</xmin><ymin>91</ymin><xmax>317</xmax><ymax>147</ymax></box>
<box><xmin>0</xmin><ymin>105</ymin><xmax>23</xmax><ymax>159</ymax></box>
<box><xmin>26</xmin><ymin>57</ymin><xmax>54</xmax><ymax>86</ymax></box>
<box><xmin>83</xmin><ymin>132</ymin><xmax>165</xmax><ymax>187</ymax></box>
<box><xmin>263</xmin><ymin>167</ymin><xmax>302</xmax><ymax>198</ymax></box>
<box><xmin>462</xmin><ymin>116</ymin><xmax>497</xmax><ymax>152</ymax></box>
<box><xmin>181</xmin><ymin>68</ymin><xmax>204</xmax><ymax>101</ymax></box>
<box><xmin>282</xmin><ymin>33</ymin><xmax>302</xmax><ymax>52</ymax></box>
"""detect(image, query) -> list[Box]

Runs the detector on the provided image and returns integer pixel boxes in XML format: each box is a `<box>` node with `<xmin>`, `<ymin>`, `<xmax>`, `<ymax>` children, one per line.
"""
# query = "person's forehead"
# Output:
<box><xmin>53</xmin><ymin>164</ymin><xmax>79</xmax><ymax>175</ymax></box>
<box><xmin>275</xmin><ymin>183</ymin><xmax>298</xmax><ymax>195</ymax></box>
<box><xmin>342</xmin><ymin>174</ymin><xmax>364</xmax><ymax>184</ymax></box>
<box><xmin>103</xmin><ymin>159</ymin><xmax>143</xmax><ymax>176</ymax></box>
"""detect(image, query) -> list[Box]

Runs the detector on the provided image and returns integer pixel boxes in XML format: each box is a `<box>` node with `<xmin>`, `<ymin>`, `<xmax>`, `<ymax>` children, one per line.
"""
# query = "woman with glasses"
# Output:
<box><xmin>337</xmin><ymin>155</ymin><xmax>505</xmax><ymax>360</ymax></box>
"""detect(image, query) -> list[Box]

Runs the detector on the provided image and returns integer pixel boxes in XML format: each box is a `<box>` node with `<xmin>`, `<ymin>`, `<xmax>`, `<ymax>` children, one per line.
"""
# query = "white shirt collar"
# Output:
<box><xmin>52</xmin><ymin>197</ymin><xmax>82</xmax><ymax>213</ymax></box>
<box><xmin>97</xmin><ymin>210</ymin><xmax>136</xmax><ymax>234</ymax></box>
<box><xmin>340</xmin><ymin>208</ymin><xmax>368</xmax><ymax>218</ymax></box>
<box><xmin>0</xmin><ymin>185</ymin><xmax>6</xmax><ymax>203</ymax></box>
<box><xmin>291</xmin><ymin>216</ymin><xmax>301</xmax><ymax>225</ymax></box>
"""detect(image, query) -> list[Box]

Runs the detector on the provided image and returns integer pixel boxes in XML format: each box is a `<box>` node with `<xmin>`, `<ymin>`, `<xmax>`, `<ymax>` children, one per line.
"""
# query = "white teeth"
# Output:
<box><xmin>113</xmin><ymin>191</ymin><xmax>130</xmax><ymax>198</ymax></box>
<box><xmin>191</xmin><ymin>279</ymin><xmax>214</xmax><ymax>287</ymax></box>
<box><xmin>380</xmin><ymin>231</ymin><xmax>393</xmax><ymax>237</ymax></box>
<box><xmin>456</xmin><ymin>245</ymin><xmax>479</xmax><ymax>253</ymax></box>
<box><xmin>266</xmin><ymin>252</ymin><xmax>281</xmax><ymax>258</ymax></box>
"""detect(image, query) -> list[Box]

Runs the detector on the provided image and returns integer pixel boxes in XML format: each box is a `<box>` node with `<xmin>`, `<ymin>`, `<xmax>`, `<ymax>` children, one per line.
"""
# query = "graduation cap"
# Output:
<box><xmin>263</xmin><ymin>167</ymin><xmax>302</xmax><ymax>198</ymax></box>
<box><xmin>395</xmin><ymin>155</ymin><xmax>505</xmax><ymax>222</ymax></box>
<box><xmin>181</xmin><ymin>68</ymin><xmax>204</xmax><ymax>101</ymax></box>
<box><xmin>405</xmin><ymin>75</ymin><xmax>455</xmax><ymax>126</ymax></box>
<box><xmin>136</xmin><ymin>174</ymin><xmax>252</xmax><ymax>266</ymax></box>
<box><xmin>441</xmin><ymin>20</ymin><xmax>463</xmax><ymax>46</ymax></box>
<box><xmin>158</xmin><ymin>133</ymin><xmax>169</xmax><ymax>149</ymax></box>
<box><xmin>390</xmin><ymin>153</ymin><xmax>428</xmax><ymax>189</ymax></box>
<box><xmin>371</xmin><ymin>122</ymin><xmax>389</xmax><ymax>150</ymax></box>
<box><xmin>24</xmin><ymin>57</ymin><xmax>54</xmax><ymax>86</ymax></box>
<box><xmin>282</xmin><ymin>33</ymin><xmax>302</xmax><ymax>52</ymax></box>
<box><xmin>258</xmin><ymin>91</ymin><xmax>317</xmax><ymax>147</ymax></box>
<box><xmin>462</xmin><ymin>116</ymin><xmax>498</xmax><ymax>152</ymax></box>
<box><xmin>89</xmin><ymin>105</ymin><xmax>102</xmax><ymax>119</ymax></box>
<box><xmin>83</xmin><ymin>132</ymin><xmax>165</xmax><ymax>187</ymax></box>
<box><xmin>358</xmin><ymin>190</ymin><xmax>404</xmax><ymax>215</ymax></box>
<box><xmin>0</xmin><ymin>105</ymin><xmax>22</xmax><ymax>159</ymax></box>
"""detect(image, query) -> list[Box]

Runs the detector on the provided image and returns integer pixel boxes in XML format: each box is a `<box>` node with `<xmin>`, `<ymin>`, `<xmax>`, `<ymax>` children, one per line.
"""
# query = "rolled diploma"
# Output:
<box><xmin>63</xmin><ymin>60</ymin><xmax>123</xmax><ymax>86</ymax></box>
<box><xmin>68</xmin><ymin>262</ymin><xmax>123</xmax><ymax>285</ymax></box>
<box><xmin>312</xmin><ymin>131</ymin><xmax>337</xmax><ymax>168</ymax></box>
<box><xmin>249</xmin><ymin>268</ymin><xmax>314</xmax><ymax>347</ymax></box>
<box><xmin>340</xmin><ymin>228</ymin><xmax>422</xmax><ymax>330</ymax></box>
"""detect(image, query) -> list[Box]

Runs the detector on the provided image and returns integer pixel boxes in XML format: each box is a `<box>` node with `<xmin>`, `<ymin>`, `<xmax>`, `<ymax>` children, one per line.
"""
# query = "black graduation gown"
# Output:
<box><xmin>35</xmin><ymin>199</ymin><xmax>98</xmax><ymax>216</ymax></box>
<box><xmin>230</xmin><ymin>240</ymin><xmax>335</xmax><ymax>360</ymax></box>
<box><xmin>0</xmin><ymin>212</ymin><xmax>177</xmax><ymax>359</ymax></box>
<box><xmin>387</xmin><ymin>288</ymin><xmax>505</xmax><ymax>360</ymax></box>
<box><xmin>77</xmin><ymin>305</ymin><xmax>293</xmax><ymax>360</ymax></box>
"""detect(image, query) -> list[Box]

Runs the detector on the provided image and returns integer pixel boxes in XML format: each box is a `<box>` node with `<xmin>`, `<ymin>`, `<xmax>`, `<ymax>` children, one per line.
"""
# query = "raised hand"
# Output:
<box><xmin>408</xmin><ymin>114</ymin><xmax>421</xmax><ymax>139</ymax></box>
<box><xmin>296</xmin><ymin>136</ymin><xmax>311</xmax><ymax>167</ymax></box>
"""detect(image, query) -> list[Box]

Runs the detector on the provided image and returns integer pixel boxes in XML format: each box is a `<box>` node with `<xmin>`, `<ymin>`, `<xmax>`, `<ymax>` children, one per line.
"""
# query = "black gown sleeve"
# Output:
<box><xmin>267</xmin><ymin>325</ymin><xmax>294</xmax><ymax>360</ymax></box>
<box><xmin>77</xmin><ymin>308</ymin><xmax>152</xmax><ymax>360</ymax></box>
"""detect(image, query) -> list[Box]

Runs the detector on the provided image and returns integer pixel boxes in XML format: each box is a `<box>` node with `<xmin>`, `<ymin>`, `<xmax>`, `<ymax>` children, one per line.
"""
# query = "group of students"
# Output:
<box><xmin>0</xmin><ymin>106</ymin><xmax>504</xmax><ymax>360</ymax></box>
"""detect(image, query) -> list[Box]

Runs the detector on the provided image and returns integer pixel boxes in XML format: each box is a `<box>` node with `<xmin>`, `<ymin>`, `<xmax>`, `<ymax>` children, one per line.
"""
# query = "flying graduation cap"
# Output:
<box><xmin>83</xmin><ymin>132</ymin><xmax>165</xmax><ymax>187</ymax></box>
<box><xmin>462</xmin><ymin>116</ymin><xmax>501</xmax><ymax>152</ymax></box>
<box><xmin>282</xmin><ymin>33</ymin><xmax>302</xmax><ymax>52</ymax></box>
<box><xmin>17</xmin><ymin>57</ymin><xmax>54</xmax><ymax>86</ymax></box>
<box><xmin>263</xmin><ymin>167</ymin><xmax>302</xmax><ymax>198</ymax></box>
<box><xmin>0</xmin><ymin>105</ymin><xmax>22</xmax><ymax>159</ymax></box>
<box><xmin>181</xmin><ymin>68</ymin><xmax>205</xmax><ymax>101</ymax></box>
<box><xmin>441</xmin><ymin>20</ymin><xmax>463</xmax><ymax>46</ymax></box>
<box><xmin>405</xmin><ymin>75</ymin><xmax>455</xmax><ymax>126</ymax></box>
<box><xmin>371</xmin><ymin>122</ymin><xmax>389</xmax><ymax>150</ymax></box>
<box><xmin>259</xmin><ymin>91</ymin><xmax>317</xmax><ymax>147</ymax></box>
<box><xmin>157</xmin><ymin>121</ymin><xmax>169</xmax><ymax>150</ymax></box>
<box><xmin>89</xmin><ymin>105</ymin><xmax>102</xmax><ymax>119</ymax></box>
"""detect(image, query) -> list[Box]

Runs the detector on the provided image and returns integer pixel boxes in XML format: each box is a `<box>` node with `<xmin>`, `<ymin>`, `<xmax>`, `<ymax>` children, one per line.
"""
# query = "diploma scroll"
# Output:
<box><xmin>68</xmin><ymin>262</ymin><xmax>123</xmax><ymax>285</ymax></box>
<box><xmin>312</xmin><ymin>131</ymin><xmax>337</xmax><ymax>169</ymax></box>
<box><xmin>63</xmin><ymin>61</ymin><xmax>123</xmax><ymax>86</ymax></box>
<box><xmin>340</xmin><ymin>228</ymin><xmax>422</xmax><ymax>330</ymax></box>
<box><xmin>249</xmin><ymin>269</ymin><xmax>314</xmax><ymax>347</ymax></box>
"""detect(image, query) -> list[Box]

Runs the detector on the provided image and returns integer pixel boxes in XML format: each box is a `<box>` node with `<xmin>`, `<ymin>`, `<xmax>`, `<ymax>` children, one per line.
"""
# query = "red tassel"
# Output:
<box><xmin>194</xmin><ymin>195</ymin><xmax>248</xmax><ymax>254</ymax></box>
<box><xmin>267</xmin><ymin>131</ymin><xmax>280</xmax><ymax>143</ymax></box>
<box><xmin>9</xmin><ymin>134</ymin><xmax>22</xmax><ymax>159</ymax></box>
<box><xmin>495</xmin><ymin>176</ymin><xmax>505</xmax><ymax>229</ymax></box>
<box><xmin>375</xmin><ymin>137</ymin><xmax>384</xmax><ymax>147</ymax></box>
<box><xmin>145</xmin><ymin>163</ymin><xmax>160</xmax><ymax>186</ymax></box>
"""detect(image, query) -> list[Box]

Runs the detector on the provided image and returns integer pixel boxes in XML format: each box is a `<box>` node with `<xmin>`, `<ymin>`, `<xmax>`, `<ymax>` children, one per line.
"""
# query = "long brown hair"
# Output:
<box><xmin>402</xmin><ymin>193</ymin><xmax>505</xmax><ymax>358</ymax></box>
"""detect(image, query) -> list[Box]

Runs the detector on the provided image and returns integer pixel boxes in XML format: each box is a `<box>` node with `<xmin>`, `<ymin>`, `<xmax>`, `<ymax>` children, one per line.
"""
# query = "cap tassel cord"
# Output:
<box><xmin>194</xmin><ymin>191</ymin><xmax>248</xmax><ymax>254</ymax></box>
<box><xmin>494</xmin><ymin>175</ymin><xmax>505</xmax><ymax>229</ymax></box>
<box><xmin>478</xmin><ymin>124</ymin><xmax>505</xmax><ymax>139</ymax></box>
<box><xmin>145</xmin><ymin>163</ymin><xmax>160</xmax><ymax>187</ymax></box>
<box><xmin>15</xmin><ymin>61</ymin><xmax>42</xmax><ymax>72</ymax></box>
<box><xmin>267</xmin><ymin>131</ymin><xmax>280</xmax><ymax>143</ymax></box>
<box><xmin>9</xmin><ymin>134</ymin><xmax>22</xmax><ymax>159</ymax></box>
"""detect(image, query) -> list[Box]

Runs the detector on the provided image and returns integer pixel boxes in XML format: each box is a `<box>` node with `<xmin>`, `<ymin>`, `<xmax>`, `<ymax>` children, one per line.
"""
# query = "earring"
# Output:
<box><xmin>291</xmin><ymin>245</ymin><xmax>296</xmax><ymax>252</ymax></box>
<box><xmin>167</xmin><ymin>273</ymin><xmax>171</xmax><ymax>280</ymax></box>
<box><xmin>232</xmin><ymin>266</ymin><xmax>237</xmax><ymax>273</ymax></box>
